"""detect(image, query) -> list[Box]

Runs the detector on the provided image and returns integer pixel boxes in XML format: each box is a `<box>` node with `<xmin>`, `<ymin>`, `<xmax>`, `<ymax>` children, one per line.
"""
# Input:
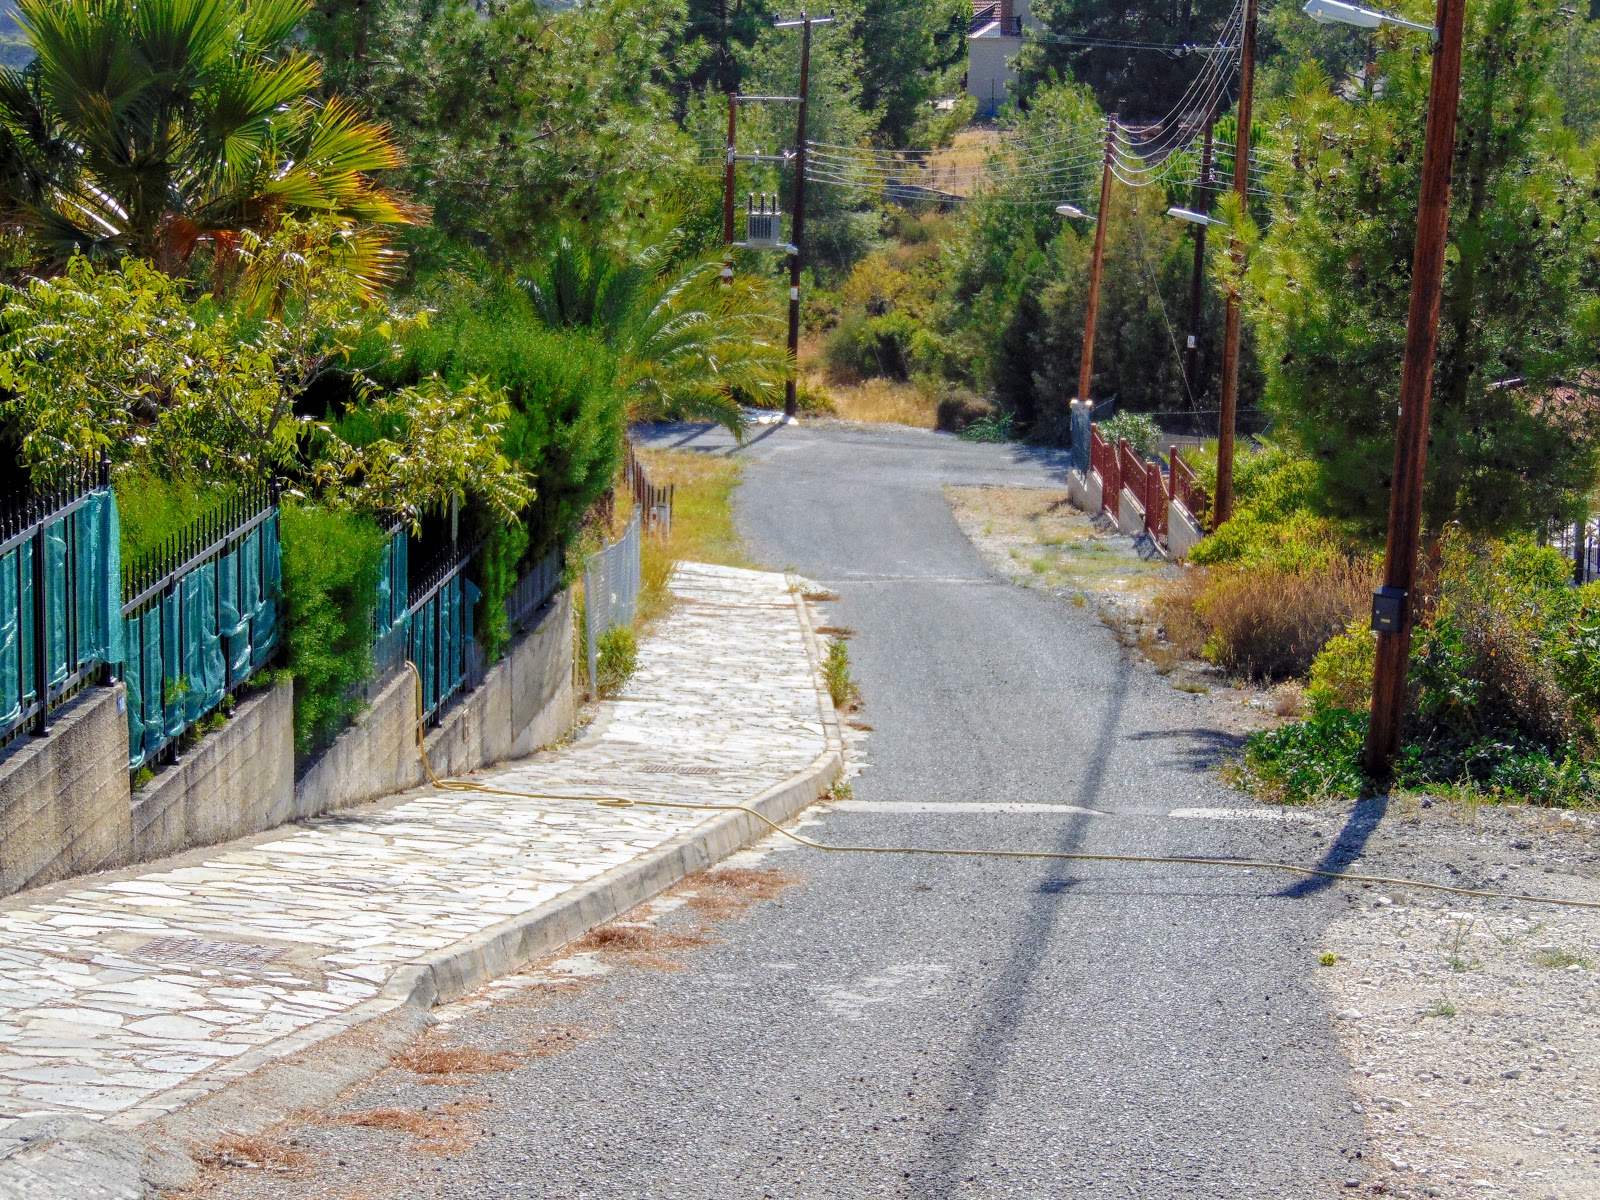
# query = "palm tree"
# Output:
<box><xmin>0</xmin><ymin>0</ymin><xmax>411</xmax><ymax>273</ymax></box>
<box><xmin>521</xmin><ymin>229</ymin><xmax>788</xmax><ymax>434</ymax></box>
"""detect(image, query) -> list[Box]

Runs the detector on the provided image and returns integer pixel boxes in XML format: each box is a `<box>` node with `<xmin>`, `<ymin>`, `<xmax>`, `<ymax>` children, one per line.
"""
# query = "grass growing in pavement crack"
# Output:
<box><xmin>824</xmin><ymin>637</ymin><xmax>861</xmax><ymax>709</ymax></box>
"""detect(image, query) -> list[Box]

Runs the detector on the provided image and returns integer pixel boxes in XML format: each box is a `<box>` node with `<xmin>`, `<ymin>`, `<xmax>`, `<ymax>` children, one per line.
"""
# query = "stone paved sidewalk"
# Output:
<box><xmin>0</xmin><ymin>563</ymin><xmax>832</xmax><ymax>1132</ymax></box>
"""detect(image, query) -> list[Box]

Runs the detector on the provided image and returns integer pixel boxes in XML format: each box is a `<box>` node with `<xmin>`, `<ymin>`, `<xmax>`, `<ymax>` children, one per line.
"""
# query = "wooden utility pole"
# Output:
<box><xmin>1365</xmin><ymin>0</ymin><xmax>1468</xmax><ymax>779</ymax></box>
<box><xmin>1214</xmin><ymin>0</ymin><xmax>1259</xmax><ymax>527</ymax></box>
<box><xmin>1182</xmin><ymin>117</ymin><xmax>1216</xmax><ymax>409</ymax></box>
<box><xmin>782</xmin><ymin>14</ymin><xmax>817</xmax><ymax>420</ymax></box>
<box><xmin>721</xmin><ymin>94</ymin><xmax>738</xmax><ymax>287</ymax></box>
<box><xmin>1077</xmin><ymin>116</ymin><xmax>1119</xmax><ymax>405</ymax></box>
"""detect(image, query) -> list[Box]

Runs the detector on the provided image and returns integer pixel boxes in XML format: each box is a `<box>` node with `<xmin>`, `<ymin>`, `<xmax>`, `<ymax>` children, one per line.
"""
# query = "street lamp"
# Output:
<box><xmin>1302</xmin><ymin>0</ymin><xmax>1438</xmax><ymax>38</ymax></box>
<box><xmin>1166</xmin><ymin>206</ymin><xmax>1228</xmax><ymax>228</ymax></box>
<box><xmin>1304</xmin><ymin>0</ymin><xmax>1464</xmax><ymax>780</ymax></box>
<box><xmin>1055</xmin><ymin>203</ymin><xmax>1092</xmax><ymax>221</ymax></box>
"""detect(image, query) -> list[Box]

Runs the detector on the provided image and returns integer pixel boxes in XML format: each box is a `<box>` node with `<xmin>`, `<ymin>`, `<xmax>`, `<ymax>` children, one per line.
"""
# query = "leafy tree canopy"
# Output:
<box><xmin>1246</xmin><ymin>0</ymin><xmax>1600</xmax><ymax>537</ymax></box>
<box><xmin>0</xmin><ymin>0</ymin><xmax>409</xmax><ymax>270</ymax></box>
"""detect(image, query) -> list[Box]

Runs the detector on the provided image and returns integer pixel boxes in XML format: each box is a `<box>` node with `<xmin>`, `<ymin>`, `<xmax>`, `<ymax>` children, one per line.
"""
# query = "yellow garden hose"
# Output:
<box><xmin>404</xmin><ymin>662</ymin><xmax>1600</xmax><ymax>912</ymax></box>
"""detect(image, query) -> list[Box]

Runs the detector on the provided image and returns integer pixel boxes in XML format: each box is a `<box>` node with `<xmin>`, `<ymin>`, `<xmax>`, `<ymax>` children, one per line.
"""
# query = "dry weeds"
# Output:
<box><xmin>197</xmin><ymin>1133</ymin><xmax>311</xmax><ymax>1173</ymax></box>
<box><xmin>572</xmin><ymin>923</ymin><xmax>714</xmax><ymax>954</ymax></box>
<box><xmin>394</xmin><ymin>1043</ymin><xmax>521</xmax><ymax>1077</ymax></box>
<box><xmin>680</xmin><ymin>866</ymin><xmax>801</xmax><ymax>919</ymax></box>
<box><xmin>821</xmin><ymin>377</ymin><xmax>939</xmax><ymax>428</ymax></box>
<box><xmin>330</xmin><ymin>1106</ymin><xmax>476</xmax><ymax>1155</ymax></box>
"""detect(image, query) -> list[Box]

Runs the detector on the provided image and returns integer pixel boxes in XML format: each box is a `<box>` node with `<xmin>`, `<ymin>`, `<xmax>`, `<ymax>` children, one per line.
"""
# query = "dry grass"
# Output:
<box><xmin>572</xmin><ymin>923</ymin><xmax>714</xmax><ymax>955</ymax></box>
<box><xmin>636</xmin><ymin>448</ymin><xmax>752</xmax><ymax>569</ymax></box>
<box><xmin>331</xmin><ymin>1106</ymin><xmax>476</xmax><ymax>1155</ymax></box>
<box><xmin>680</xmin><ymin>866</ymin><xmax>800</xmax><ymax>918</ymax></box>
<box><xmin>1157</xmin><ymin>559</ymin><xmax>1376</xmax><ymax>680</ymax></box>
<box><xmin>394</xmin><ymin>1043</ymin><xmax>521</xmax><ymax>1077</ymax></box>
<box><xmin>197</xmin><ymin>1133</ymin><xmax>311</xmax><ymax>1173</ymax></box>
<box><xmin>821</xmin><ymin>377</ymin><xmax>939</xmax><ymax>428</ymax></box>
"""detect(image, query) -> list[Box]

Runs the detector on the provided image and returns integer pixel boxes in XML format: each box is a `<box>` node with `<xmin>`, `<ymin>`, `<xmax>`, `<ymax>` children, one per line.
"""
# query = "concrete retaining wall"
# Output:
<box><xmin>0</xmin><ymin>589</ymin><xmax>576</xmax><ymax>897</ymax></box>
<box><xmin>129</xmin><ymin>683</ymin><xmax>295</xmax><ymax>863</ymax></box>
<box><xmin>1067</xmin><ymin>467</ymin><xmax>1104</xmax><ymax>517</ymax></box>
<box><xmin>298</xmin><ymin>587</ymin><xmax>575</xmax><ymax>812</ymax></box>
<box><xmin>0</xmin><ymin>686</ymin><xmax>131</xmax><ymax>896</ymax></box>
<box><xmin>1117</xmin><ymin>487</ymin><xmax>1146</xmax><ymax>538</ymax></box>
<box><xmin>1168</xmin><ymin>500</ymin><xmax>1205</xmax><ymax>561</ymax></box>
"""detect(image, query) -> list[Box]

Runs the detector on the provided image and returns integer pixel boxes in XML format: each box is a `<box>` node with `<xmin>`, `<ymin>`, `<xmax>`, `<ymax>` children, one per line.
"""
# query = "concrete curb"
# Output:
<box><xmin>0</xmin><ymin>578</ymin><xmax>842</xmax><ymax>1200</ymax></box>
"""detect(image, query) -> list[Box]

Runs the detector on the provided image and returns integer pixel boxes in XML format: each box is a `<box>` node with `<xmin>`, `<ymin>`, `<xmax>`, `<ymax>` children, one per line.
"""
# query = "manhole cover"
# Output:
<box><xmin>639</xmin><ymin>765</ymin><xmax>720</xmax><ymax>776</ymax></box>
<box><xmin>133</xmin><ymin>937</ymin><xmax>287</xmax><ymax>969</ymax></box>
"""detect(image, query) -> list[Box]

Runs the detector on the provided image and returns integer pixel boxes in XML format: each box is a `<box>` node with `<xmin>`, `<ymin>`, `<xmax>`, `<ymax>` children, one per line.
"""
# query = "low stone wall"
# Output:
<box><xmin>0</xmin><ymin>686</ymin><xmax>131</xmax><ymax>896</ymax></box>
<box><xmin>1066</xmin><ymin>467</ymin><xmax>1103</xmax><ymax>517</ymax></box>
<box><xmin>129</xmin><ymin>683</ymin><xmax>295</xmax><ymax>863</ymax></box>
<box><xmin>0</xmin><ymin>588</ymin><xmax>576</xmax><ymax>897</ymax></box>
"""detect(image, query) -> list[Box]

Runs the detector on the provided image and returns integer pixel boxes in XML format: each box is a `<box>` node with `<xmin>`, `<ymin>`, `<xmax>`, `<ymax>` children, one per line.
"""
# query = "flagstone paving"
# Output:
<box><xmin>0</xmin><ymin>563</ymin><xmax>830</xmax><ymax>1130</ymax></box>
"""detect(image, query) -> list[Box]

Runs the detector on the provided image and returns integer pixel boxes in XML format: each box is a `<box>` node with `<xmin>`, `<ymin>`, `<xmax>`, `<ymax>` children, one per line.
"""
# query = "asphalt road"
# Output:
<box><xmin>240</xmin><ymin>422</ymin><xmax>1368</xmax><ymax>1199</ymax></box>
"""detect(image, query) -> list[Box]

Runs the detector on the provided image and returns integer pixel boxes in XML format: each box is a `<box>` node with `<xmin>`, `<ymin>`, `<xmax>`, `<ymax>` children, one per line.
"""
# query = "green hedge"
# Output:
<box><xmin>279</xmin><ymin>504</ymin><xmax>385</xmax><ymax>756</ymax></box>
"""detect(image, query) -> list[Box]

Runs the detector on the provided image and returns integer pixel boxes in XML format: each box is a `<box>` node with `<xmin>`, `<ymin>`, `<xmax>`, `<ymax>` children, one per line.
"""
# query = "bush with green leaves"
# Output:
<box><xmin>1240</xmin><ymin>708</ymin><xmax>1368</xmax><ymax>805</ymax></box>
<box><xmin>1099</xmin><ymin>412</ymin><xmax>1162</xmax><ymax>458</ymax></box>
<box><xmin>471</xmin><ymin>520</ymin><xmax>531</xmax><ymax>663</ymax></box>
<box><xmin>1249</xmin><ymin>531</ymin><xmax>1600</xmax><ymax>807</ymax></box>
<box><xmin>387</xmin><ymin>281</ymin><xmax>625</xmax><ymax>557</ymax></box>
<box><xmin>279</xmin><ymin>505</ymin><xmax>386</xmax><ymax>756</ymax></box>
<box><xmin>594</xmin><ymin>625</ymin><xmax>639</xmax><ymax>697</ymax></box>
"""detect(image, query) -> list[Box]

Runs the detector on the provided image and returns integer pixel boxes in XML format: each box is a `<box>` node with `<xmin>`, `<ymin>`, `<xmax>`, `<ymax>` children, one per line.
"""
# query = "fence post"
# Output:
<box><xmin>30</xmin><ymin>521</ymin><xmax>48</xmax><ymax>736</ymax></box>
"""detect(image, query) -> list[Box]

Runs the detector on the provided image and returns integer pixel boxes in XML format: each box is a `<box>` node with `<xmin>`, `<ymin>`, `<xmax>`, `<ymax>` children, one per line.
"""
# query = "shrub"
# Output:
<box><xmin>385</xmin><ymin>283</ymin><xmax>624</xmax><ymax>557</ymax></box>
<box><xmin>1099</xmin><ymin>412</ymin><xmax>1162</xmax><ymax>458</ymax></box>
<box><xmin>823</xmin><ymin>637</ymin><xmax>860</xmax><ymax>708</ymax></box>
<box><xmin>1306</xmin><ymin>621</ymin><xmax>1376</xmax><ymax>716</ymax></box>
<box><xmin>935</xmin><ymin>389</ymin><xmax>996</xmax><ymax>433</ymax></box>
<box><xmin>279</xmin><ymin>505</ymin><xmax>386</xmax><ymax>756</ymax></box>
<box><xmin>594</xmin><ymin>625</ymin><xmax>638</xmax><ymax>696</ymax></box>
<box><xmin>1240</xmin><ymin>708</ymin><xmax>1369</xmax><ymax>805</ymax></box>
<box><xmin>958</xmin><ymin>411</ymin><xmax>1015</xmax><ymax>444</ymax></box>
<box><xmin>114</xmin><ymin>470</ymin><xmax>232</xmax><ymax>563</ymax></box>
<box><xmin>1185</xmin><ymin>558</ymin><xmax>1375</xmax><ymax>681</ymax></box>
<box><xmin>471</xmin><ymin>519</ymin><xmax>530</xmax><ymax>663</ymax></box>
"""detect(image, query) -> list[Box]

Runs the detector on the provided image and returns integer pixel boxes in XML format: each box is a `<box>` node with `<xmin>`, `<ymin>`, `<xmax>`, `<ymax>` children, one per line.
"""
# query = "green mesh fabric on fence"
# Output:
<box><xmin>375</xmin><ymin>529</ymin><xmax>409</xmax><ymax>632</ymax></box>
<box><xmin>0</xmin><ymin>490</ymin><xmax>121</xmax><ymax>738</ymax></box>
<box><xmin>407</xmin><ymin>571</ymin><xmax>478</xmax><ymax>720</ymax></box>
<box><xmin>123</xmin><ymin>510</ymin><xmax>281</xmax><ymax>769</ymax></box>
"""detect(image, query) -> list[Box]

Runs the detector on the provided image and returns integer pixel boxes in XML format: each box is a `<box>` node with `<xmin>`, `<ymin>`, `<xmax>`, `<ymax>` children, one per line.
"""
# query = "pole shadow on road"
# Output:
<box><xmin>1275</xmin><ymin>795</ymin><xmax>1390</xmax><ymax>900</ymax></box>
<box><xmin>910</xmin><ymin>653</ymin><xmax>1133</xmax><ymax>1196</ymax></box>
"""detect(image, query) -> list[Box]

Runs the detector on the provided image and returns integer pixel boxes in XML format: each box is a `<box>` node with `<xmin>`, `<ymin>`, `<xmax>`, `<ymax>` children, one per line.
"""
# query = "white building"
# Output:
<box><xmin>966</xmin><ymin>0</ymin><xmax>1036</xmax><ymax>117</ymax></box>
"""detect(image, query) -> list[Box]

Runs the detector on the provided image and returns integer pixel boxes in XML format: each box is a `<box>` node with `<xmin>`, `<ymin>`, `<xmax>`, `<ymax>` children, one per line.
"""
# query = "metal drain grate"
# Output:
<box><xmin>132</xmin><ymin>936</ymin><xmax>287</xmax><ymax>969</ymax></box>
<box><xmin>639</xmin><ymin>765</ymin><xmax>721</xmax><ymax>776</ymax></box>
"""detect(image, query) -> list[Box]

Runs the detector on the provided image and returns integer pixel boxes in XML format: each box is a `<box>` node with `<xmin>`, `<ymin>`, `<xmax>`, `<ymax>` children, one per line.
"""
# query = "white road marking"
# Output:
<box><xmin>1167</xmin><ymin>806</ymin><xmax>1315</xmax><ymax>821</ymax></box>
<box><xmin>827</xmin><ymin>800</ymin><xmax>1104</xmax><ymax>815</ymax></box>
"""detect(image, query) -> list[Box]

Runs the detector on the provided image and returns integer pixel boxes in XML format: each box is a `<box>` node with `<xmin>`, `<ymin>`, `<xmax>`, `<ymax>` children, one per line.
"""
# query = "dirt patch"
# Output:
<box><xmin>526</xmin><ymin>1023</ymin><xmax>590</xmax><ymax>1057</ymax></box>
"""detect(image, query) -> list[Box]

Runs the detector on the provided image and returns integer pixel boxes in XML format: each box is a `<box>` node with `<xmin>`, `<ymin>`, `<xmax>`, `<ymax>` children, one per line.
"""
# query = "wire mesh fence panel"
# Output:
<box><xmin>0</xmin><ymin>465</ymin><xmax>120</xmax><ymax>747</ymax></box>
<box><xmin>585</xmin><ymin>511</ymin><xmax>641</xmax><ymax>690</ymax></box>
<box><xmin>120</xmin><ymin>491</ymin><xmax>280</xmax><ymax>770</ymax></box>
